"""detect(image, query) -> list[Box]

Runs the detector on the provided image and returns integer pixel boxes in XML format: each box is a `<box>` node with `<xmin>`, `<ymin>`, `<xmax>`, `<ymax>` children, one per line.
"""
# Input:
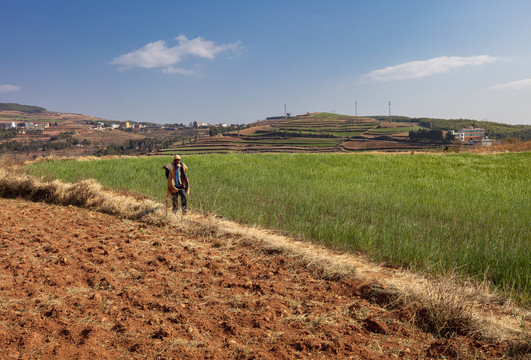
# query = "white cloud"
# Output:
<box><xmin>0</xmin><ymin>84</ymin><xmax>20</xmax><ymax>93</ymax></box>
<box><xmin>161</xmin><ymin>66</ymin><xmax>197</xmax><ymax>75</ymax></box>
<box><xmin>365</xmin><ymin>55</ymin><xmax>499</xmax><ymax>82</ymax></box>
<box><xmin>490</xmin><ymin>78</ymin><xmax>531</xmax><ymax>91</ymax></box>
<box><xmin>111</xmin><ymin>35</ymin><xmax>241</xmax><ymax>74</ymax></box>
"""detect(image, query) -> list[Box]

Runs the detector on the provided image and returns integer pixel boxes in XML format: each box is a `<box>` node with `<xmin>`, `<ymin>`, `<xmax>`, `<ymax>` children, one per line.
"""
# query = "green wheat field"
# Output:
<box><xmin>25</xmin><ymin>152</ymin><xmax>531</xmax><ymax>304</ymax></box>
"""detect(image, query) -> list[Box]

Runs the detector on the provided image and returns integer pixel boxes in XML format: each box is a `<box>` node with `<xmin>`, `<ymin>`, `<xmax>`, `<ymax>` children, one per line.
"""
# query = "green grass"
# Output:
<box><xmin>251</xmin><ymin>116</ymin><xmax>380</xmax><ymax>138</ymax></box>
<box><xmin>367</xmin><ymin>126</ymin><xmax>422</xmax><ymax>134</ymax></box>
<box><xmin>243</xmin><ymin>139</ymin><xmax>339</xmax><ymax>146</ymax></box>
<box><xmin>325</xmin><ymin>131</ymin><xmax>367</xmax><ymax>137</ymax></box>
<box><xmin>25</xmin><ymin>152</ymin><xmax>531</xmax><ymax>304</ymax></box>
<box><xmin>0</xmin><ymin>115</ymin><xmax>58</xmax><ymax>123</ymax></box>
<box><xmin>309</xmin><ymin>112</ymin><xmax>368</xmax><ymax>120</ymax></box>
<box><xmin>160</xmin><ymin>139</ymin><xmax>340</xmax><ymax>152</ymax></box>
<box><xmin>0</xmin><ymin>115</ymin><xmax>32</xmax><ymax>121</ymax></box>
<box><xmin>159</xmin><ymin>148</ymin><xmax>233</xmax><ymax>154</ymax></box>
<box><xmin>161</xmin><ymin>146</ymin><xmax>230</xmax><ymax>151</ymax></box>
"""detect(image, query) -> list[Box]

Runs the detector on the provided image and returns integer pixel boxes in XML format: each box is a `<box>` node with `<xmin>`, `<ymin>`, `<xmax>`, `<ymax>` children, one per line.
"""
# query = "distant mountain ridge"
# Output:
<box><xmin>0</xmin><ymin>103</ymin><xmax>46</xmax><ymax>113</ymax></box>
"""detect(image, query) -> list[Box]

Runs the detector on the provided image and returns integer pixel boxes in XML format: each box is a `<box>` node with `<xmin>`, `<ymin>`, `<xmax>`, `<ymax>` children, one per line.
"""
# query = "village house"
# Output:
<box><xmin>452</xmin><ymin>126</ymin><xmax>486</xmax><ymax>142</ymax></box>
<box><xmin>189</xmin><ymin>121</ymin><xmax>210</xmax><ymax>128</ymax></box>
<box><xmin>0</xmin><ymin>122</ymin><xmax>16</xmax><ymax>130</ymax></box>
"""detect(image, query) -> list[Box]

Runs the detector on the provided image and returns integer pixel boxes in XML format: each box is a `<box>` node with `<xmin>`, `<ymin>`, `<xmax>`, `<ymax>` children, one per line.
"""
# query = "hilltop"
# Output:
<box><xmin>0</xmin><ymin>103</ymin><xmax>46</xmax><ymax>113</ymax></box>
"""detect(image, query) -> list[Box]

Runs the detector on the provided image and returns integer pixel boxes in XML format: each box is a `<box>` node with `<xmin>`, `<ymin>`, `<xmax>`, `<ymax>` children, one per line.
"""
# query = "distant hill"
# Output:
<box><xmin>0</xmin><ymin>103</ymin><xmax>46</xmax><ymax>113</ymax></box>
<box><xmin>157</xmin><ymin>112</ymin><xmax>428</xmax><ymax>155</ymax></box>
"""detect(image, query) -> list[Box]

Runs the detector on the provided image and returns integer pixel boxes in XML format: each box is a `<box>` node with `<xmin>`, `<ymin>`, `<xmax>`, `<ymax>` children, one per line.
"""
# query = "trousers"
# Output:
<box><xmin>171</xmin><ymin>189</ymin><xmax>187</xmax><ymax>213</ymax></box>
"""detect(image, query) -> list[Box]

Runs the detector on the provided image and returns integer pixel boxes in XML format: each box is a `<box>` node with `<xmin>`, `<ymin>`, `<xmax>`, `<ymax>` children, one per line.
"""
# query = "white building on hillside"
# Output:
<box><xmin>0</xmin><ymin>122</ymin><xmax>16</xmax><ymax>129</ymax></box>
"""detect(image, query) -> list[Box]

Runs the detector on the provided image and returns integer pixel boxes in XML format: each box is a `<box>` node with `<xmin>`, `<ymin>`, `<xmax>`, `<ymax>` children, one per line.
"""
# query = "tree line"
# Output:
<box><xmin>408</xmin><ymin>128</ymin><xmax>455</xmax><ymax>142</ymax></box>
<box><xmin>0</xmin><ymin>128</ymin><xmax>18</xmax><ymax>140</ymax></box>
<box><xmin>93</xmin><ymin>137</ymin><xmax>175</xmax><ymax>156</ymax></box>
<box><xmin>208</xmin><ymin>124</ymin><xmax>246</xmax><ymax>137</ymax></box>
<box><xmin>0</xmin><ymin>132</ymin><xmax>185</xmax><ymax>156</ymax></box>
<box><xmin>0</xmin><ymin>103</ymin><xmax>46</xmax><ymax>113</ymax></box>
<box><xmin>0</xmin><ymin>137</ymin><xmax>91</xmax><ymax>153</ymax></box>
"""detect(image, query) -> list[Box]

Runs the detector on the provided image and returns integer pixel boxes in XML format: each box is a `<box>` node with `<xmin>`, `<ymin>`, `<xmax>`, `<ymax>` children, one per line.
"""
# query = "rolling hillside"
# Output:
<box><xmin>158</xmin><ymin>113</ymin><xmax>431</xmax><ymax>155</ymax></box>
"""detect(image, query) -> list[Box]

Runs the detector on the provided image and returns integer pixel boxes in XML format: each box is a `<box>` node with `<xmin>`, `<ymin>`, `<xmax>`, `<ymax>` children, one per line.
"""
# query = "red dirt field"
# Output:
<box><xmin>342</xmin><ymin>140</ymin><xmax>420</xmax><ymax>151</ymax></box>
<box><xmin>237</xmin><ymin>124</ymin><xmax>273</xmax><ymax>136</ymax></box>
<box><xmin>0</xmin><ymin>198</ymin><xmax>512</xmax><ymax>359</ymax></box>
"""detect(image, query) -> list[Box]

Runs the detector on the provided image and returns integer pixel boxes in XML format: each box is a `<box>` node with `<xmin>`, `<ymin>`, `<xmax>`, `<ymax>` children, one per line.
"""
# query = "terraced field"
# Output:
<box><xmin>160</xmin><ymin>137</ymin><xmax>343</xmax><ymax>154</ymax></box>
<box><xmin>158</xmin><ymin>113</ymin><xmax>434</xmax><ymax>155</ymax></box>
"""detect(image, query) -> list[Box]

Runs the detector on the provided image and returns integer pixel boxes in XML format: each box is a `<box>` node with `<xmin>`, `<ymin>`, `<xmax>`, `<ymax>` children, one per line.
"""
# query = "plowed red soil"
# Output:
<box><xmin>0</xmin><ymin>198</ymin><xmax>508</xmax><ymax>359</ymax></box>
<box><xmin>342</xmin><ymin>140</ymin><xmax>418</xmax><ymax>150</ymax></box>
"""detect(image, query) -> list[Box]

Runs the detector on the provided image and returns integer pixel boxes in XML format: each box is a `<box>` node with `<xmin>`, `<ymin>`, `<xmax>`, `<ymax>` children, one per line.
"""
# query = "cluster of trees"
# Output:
<box><xmin>43</xmin><ymin>137</ymin><xmax>91</xmax><ymax>150</ymax></box>
<box><xmin>409</xmin><ymin>128</ymin><xmax>455</xmax><ymax>142</ymax></box>
<box><xmin>0</xmin><ymin>103</ymin><xmax>46</xmax><ymax>113</ymax></box>
<box><xmin>208</xmin><ymin>124</ymin><xmax>246</xmax><ymax>137</ymax></box>
<box><xmin>0</xmin><ymin>137</ymin><xmax>91</xmax><ymax>153</ymax></box>
<box><xmin>94</xmin><ymin>137</ymin><xmax>175</xmax><ymax>156</ymax></box>
<box><xmin>0</xmin><ymin>140</ymin><xmax>27</xmax><ymax>152</ymax></box>
<box><xmin>49</xmin><ymin>131</ymin><xmax>76</xmax><ymax>141</ymax></box>
<box><xmin>0</xmin><ymin>128</ymin><xmax>18</xmax><ymax>140</ymax></box>
<box><xmin>371</xmin><ymin>116</ymin><xmax>413</xmax><ymax>123</ymax></box>
<box><xmin>164</xmin><ymin>123</ymin><xmax>186</xmax><ymax>129</ymax></box>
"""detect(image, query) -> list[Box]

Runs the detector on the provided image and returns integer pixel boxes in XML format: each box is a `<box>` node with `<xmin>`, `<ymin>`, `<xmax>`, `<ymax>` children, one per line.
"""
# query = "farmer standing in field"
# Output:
<box><xmin>163</xmin><ymin>155</ymin><xmax>189</xmax><ymax>214</ymax></box>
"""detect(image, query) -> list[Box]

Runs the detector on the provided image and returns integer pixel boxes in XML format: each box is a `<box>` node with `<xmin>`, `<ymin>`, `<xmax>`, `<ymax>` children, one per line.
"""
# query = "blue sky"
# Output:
<box><xmin>1</xmin><ymin>0</ymin><xmax>531</xmax><ymax>125</ymax></box>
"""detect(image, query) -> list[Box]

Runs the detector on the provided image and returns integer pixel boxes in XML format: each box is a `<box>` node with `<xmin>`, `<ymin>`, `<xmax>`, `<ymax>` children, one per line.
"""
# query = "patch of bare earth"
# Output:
<box><xmin>342</xmin><ymin>140</ymin><xmax>418</xmax><ymax>150</ymax></box>
<box><xmin>238</xmin><ymin>124</ymin><xmax>273</xmax><ymax>136</ymax></box>
<box><xmin>0</xmin><ymin>198</ymin><xmax>520</xmax><ymax>359</ymax></box>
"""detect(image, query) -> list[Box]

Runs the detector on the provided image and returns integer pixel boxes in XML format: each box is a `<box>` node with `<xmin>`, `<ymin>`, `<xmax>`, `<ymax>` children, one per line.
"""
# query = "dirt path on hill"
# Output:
<box><xmin>0</xmin><ymin>198</ymin><xmax>517</xmax><ymax>359</ymax></box>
